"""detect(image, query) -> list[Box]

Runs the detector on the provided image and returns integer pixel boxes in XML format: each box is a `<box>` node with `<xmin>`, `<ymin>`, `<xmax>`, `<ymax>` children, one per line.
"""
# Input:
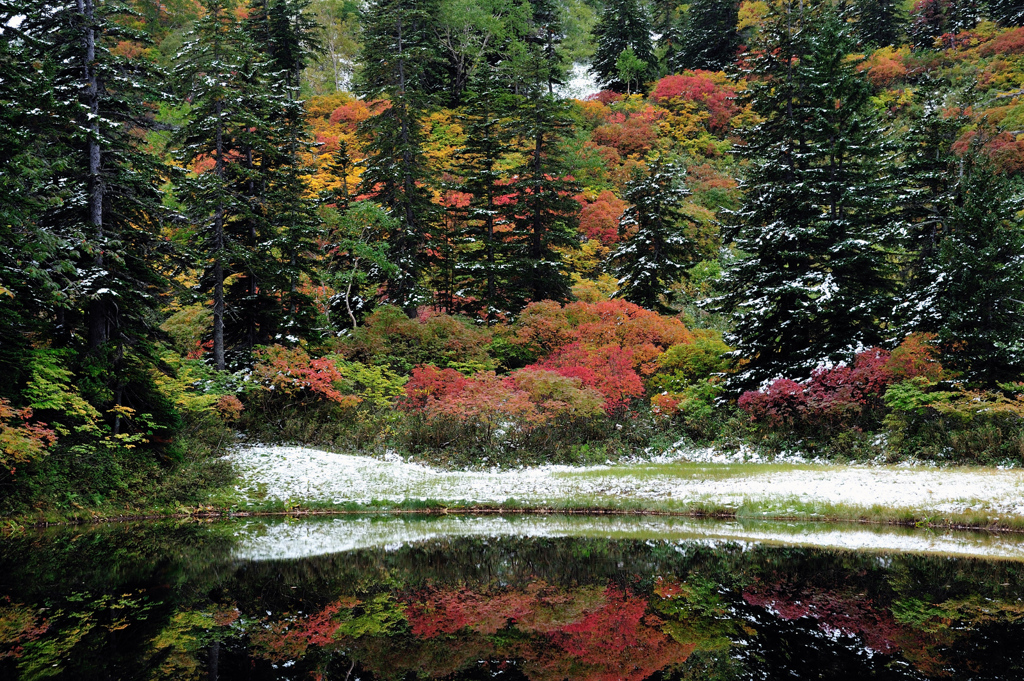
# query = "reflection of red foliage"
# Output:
<box><xmin>250</xmin><ymin>600</ymin><xmax>346</xmax><ymax>662</ymax></box>
<box><xmin>743</xmin><ymin>581</ymin><xmax>902</xmax><ymax>654</ymax></box>
<box><xmin>403</xmin><ymin>585</ymin><xmax>693</xmax><ymax>681</ymax></box>
<box><xmin>544</xmin><ymin>587</ymin><xmax>694</xmax><ymax>681</ymax></box>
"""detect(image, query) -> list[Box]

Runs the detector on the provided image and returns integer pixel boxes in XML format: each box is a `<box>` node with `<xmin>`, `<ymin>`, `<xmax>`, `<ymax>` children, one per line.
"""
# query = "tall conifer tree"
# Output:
<box><xmin>356</xmin><ymin>0</ymin><xmax>441</xmax><ymax>314</ymax></box>
<box><xmin>613</xmin><ymin>160</ymin><xmax>698</xmax><ymax>313</ymax></box>
<box><xmin>671</xmin><ymin>0</ymin><xmax>740</xmax><ymax>72</ymax></box>
<box><xmin>718</xmin><ymin>4</ymin><xmax>896</xmax><ymax>390</ymax></box>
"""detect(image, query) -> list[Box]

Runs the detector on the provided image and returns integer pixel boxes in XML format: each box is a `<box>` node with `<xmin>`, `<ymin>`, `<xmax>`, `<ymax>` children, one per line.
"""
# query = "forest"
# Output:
<box><xmin>3</xmin><ymin>0</ymin><xmax>1024</xmax><ymax>518</ymax></box>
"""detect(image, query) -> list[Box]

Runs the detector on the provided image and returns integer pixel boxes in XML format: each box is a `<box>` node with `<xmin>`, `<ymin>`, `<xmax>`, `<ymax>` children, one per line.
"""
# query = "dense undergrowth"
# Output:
<box><xmin>5</xmin><ymin>299</ymin><xmax>1024</xmax><ymax>521</ymax></box>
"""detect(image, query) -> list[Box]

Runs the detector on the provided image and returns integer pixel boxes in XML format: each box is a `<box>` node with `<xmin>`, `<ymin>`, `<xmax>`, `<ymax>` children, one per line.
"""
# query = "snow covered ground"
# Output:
<box><xmin>226</xmin><ymin>444</ymin><xmax>1024</xmax><ymax>518</ymax></box>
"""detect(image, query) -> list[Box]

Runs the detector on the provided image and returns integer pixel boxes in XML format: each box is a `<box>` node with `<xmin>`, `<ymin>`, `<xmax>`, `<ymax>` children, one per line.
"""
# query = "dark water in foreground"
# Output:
<box><xmin>2</xmin><ymin>516</ymin><xmax>1024</xmax><ymax>680</ymax></box>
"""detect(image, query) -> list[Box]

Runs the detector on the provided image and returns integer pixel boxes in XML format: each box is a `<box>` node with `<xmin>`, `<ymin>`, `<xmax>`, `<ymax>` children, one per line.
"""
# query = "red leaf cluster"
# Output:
<box><xmin>576</xmin><ymin>190</ymin><xmax>628</xmax><ymax>244</ymax></box>
<box><xmin>739</xmin><ymin>338</ymin><xmax>944</xmax><ymax>429</ymax></box>
<box><xmin>530</xmin><ymin>343</ymin><xmax>644</xmax><ymax>413</ymax></box>
<box><xmin>251</xmin><ymin>345</ymin><xmax>360</xmax><ymax>407</ymax></box>
<box><xmin>650</xmin><ymin>71</ymin><xmax>739</xmax><ymax>132</ymax></box>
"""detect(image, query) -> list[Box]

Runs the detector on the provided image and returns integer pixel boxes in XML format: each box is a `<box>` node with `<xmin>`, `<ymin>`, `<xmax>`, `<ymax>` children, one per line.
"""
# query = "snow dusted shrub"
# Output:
<box><xmin>740</xmin><ymin>348</ymin><xmax>897</xmax><ymax>433</ymax></box>
<box><xmin>738</xmin><ymin>379</ymin><xmax>808</xmax><ymax>428</ymax></box>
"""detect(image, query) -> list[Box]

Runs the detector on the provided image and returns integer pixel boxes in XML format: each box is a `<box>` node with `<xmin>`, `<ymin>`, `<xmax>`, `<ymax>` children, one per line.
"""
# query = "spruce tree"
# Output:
<box><xmin>893</xmin><ymin>99</ymin><xmax>966</xmax><ymax>335</ymax></box>
<box><xmin>505</xmin><ymin>8</ymin><xmax>581</xmax><ymax>310</ymax></box>
<box><xmin>356</xmin><ymin>0</ymin><xmax>441</xmax><ymax>315</ymax></box>
<box><xmin>672</xmin><ymin>0</ymin><xmax>740</xmax><ymax>72</ymax></box>
<box><xmin>22</xmin><ymin>1</ymin><xmax>168</xmax><ymax>347</ymax></box>
<box><xmin>591</xmin><ymin>0</ymin><xmax>656</xmax><ymax>92</ymax></box>
<box><xmin>613</xmin><ymin>160</ymin><xmax>698</xmax><ymax>313</ymax></box>
<box><xmin>718</xmin><ymin>4</ymin><xmax>896</xmax><ymax>390</ymax></box>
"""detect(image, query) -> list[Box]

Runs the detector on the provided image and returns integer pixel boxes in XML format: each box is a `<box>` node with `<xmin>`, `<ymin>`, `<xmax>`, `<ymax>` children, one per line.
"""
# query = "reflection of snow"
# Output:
<box><xmin>557</xmin><ymin>63</ymin><xmax>601</xmax><ymax>100</ymax></box>
<box><xmin>227</xmin><ymin>444</ymin><xmax>1024</xmax><ymax>518</ymax></box>
<box><xmin>229</xmin><ymin>513</ymin><xmax>1024</xmax><ymax>562</ymax></box>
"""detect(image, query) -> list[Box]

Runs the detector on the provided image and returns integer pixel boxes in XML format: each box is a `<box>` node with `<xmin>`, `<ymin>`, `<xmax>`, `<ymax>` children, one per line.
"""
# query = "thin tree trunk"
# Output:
<box><xmin>82</xmin><ymin>0</ymin><xmax>106</xmax><ymax>350</ymax></box>
<box><xmin>213</xmin><ymin>96</ymin><xmax>226</xmax><ymax>371</ymax></box>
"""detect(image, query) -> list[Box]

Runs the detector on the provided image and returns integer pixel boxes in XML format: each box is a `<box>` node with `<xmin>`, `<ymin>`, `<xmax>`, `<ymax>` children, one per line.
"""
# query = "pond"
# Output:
<box><xmin>2</xmin><ymin>515</ymin><xmax>1024</xmax><ymax>679</ymax></box>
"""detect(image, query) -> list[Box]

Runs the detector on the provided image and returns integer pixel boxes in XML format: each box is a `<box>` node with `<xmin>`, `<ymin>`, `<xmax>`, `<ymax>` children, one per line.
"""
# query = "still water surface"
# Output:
<box><xmin>2</xmin><ymin>515</ymin><xmax>1024</xmax><ymax>679</ymax></box>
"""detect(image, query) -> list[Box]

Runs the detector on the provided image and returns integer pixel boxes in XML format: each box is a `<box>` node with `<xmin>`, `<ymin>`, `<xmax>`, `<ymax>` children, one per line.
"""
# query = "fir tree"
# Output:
<box><xmin>612</xmin><ymin>160</ymin><xmax>698</xmax><ymax>313</ymax></box>
<box><xmin>453</xmin><ymin>64</ymin><xmax>516</xmax><ymax>320</ymax></box>
<box><xmin>854</xmin><ymin>0</ymin><xmax>903</xmax><ymax>47</ymax></box>
<box><xmin>717</xmin><ymin>4</ymin><xmax>896</xmax><ymax>390</ymax></box>
<box><xmin>174</xmin><ymin>0</ymin><xmax>268</xmax><ymax>369</ymax></box>
<box><xmin>989</xmin><ymin>0</ymin><xmax>1024</xmax><ymax>26</ymax></box>
<box><xmin>356</xmin><ymin>0</ymin><xmax>441</xmax><ymax>315</ymax></box>
<box><xmin>591</xmin><ymin>0</ymin><xmax>656</xmax><ymax>92</ymax></box>
<box><xmin>671</xmin><ymin>0</ymin><xmax>740</xmax><ymax>72</ymax></box>
<box><xmin>893</xmin><ymin>98</ymin><xmax>967</xmax><ymax>336</ymax></box>
<box><xmin>29</xmin><ymin>0</ymin><xmax>169</xmax><ymax>356</ymax></box>
<box><xmin>506</xmin><ymin>88</ymin><xmax>581</xmax><ymax>308</ymax></box>
<box><xmin>924</xmin><ymin>156</ymin><xmax>1024</xmax><ymax>385</ymax></box>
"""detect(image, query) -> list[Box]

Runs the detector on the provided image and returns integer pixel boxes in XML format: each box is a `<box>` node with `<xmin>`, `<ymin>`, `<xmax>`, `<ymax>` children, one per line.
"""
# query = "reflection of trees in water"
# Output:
<box><xmin>2</xmin><ymin>527</ymin><xmax>1024</xmax><ymax>679</ymax></box>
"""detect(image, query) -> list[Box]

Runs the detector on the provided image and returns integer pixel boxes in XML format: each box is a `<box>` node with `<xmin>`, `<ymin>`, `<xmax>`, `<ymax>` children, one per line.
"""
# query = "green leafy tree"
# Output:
<box><xmin>717</xmin><ymin>4</ymin><xmax>896</xmax><ymax>390</ymax></box>
<box><xmin>613</xmin><ymin>160</ymin><xmax>699</xmax><ymax>313</ymax></box>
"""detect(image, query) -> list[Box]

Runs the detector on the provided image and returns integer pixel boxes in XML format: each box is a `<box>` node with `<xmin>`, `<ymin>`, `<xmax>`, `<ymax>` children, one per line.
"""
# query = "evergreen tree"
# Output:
<box><xmin>453</xmin><ymin>64</ymin><xmax>516</xmax><ymax>320</ymax></box>
<box><xmin>245</xmin><ymin>0</ymin><xmax>323</xmax><ymax>344</ymax></box>
<box><xmin>855</xmin><ymin>0</ymin><xmax>903</xmax><ymax>47</ymax></box>
<box><xmin>613</xmin><ymin>160</ymin><xmax>698</xmax><ymax>313</ymax></box>
<box><xmin>591</xmin><ymin>0</ymin><xmax>656</xmax><ymax>92</ymax></box>
<box><xmin>671</xmin><ymin>0</ymin><xmax>740</xmax><ymax>72</ymax></box>
<box><xmin>893</xmin><ymin>98</ymin><xmax>966</xmax><ymax>336</ymax></box>
<box><xmin>0</xmin><ymin>2</ymin><xmax>73</xmax><ymax>391</ymax></box>
<box><xmin>174</xmin><ymin>0</ymin><xmax>270</xmax><ymax>369</ymax></box>
<box><xmin>989</xmin><ymin>0</ymin><xmax>1024</xmax><ymax>26</ymax></box>
<box><xmin>718</xmin><ymin>4</ymin><xmax>896</xmax><ymax>390</ymax></box>
<box><xmin>923</xmin><ymin>157</ymin><xmax>1024</xmax><ymax>385</ymax></box>
<box><xmin>498</xmin><ymin>9</ymin><xmax>581</xmax><ymax>310</ymax></box>
<box><xmin>356</xmin><ymin>0</ymin><xmax>441</xmax><ymax>314</ymax></box>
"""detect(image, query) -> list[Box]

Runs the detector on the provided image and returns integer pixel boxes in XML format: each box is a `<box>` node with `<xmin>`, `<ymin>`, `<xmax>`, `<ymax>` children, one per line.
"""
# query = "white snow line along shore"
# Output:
<box><xmin>226</xmin><ymin>445</ymin><xmax>1024</xmax><ymax>518</ymax></box>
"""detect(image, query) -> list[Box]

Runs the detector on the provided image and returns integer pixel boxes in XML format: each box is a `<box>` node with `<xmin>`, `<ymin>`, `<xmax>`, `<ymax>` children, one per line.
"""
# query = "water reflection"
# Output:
<box><xmin>1</xmin><ymin>516</ymin><xmax>1023</xmax><ymax>679</ymax></box>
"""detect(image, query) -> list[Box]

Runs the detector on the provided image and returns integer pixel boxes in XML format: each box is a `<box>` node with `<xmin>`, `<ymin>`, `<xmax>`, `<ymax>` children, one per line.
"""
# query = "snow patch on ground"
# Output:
<box><xmin>226</xmin><ymin>445</ymin><xmax>1024</xmax><ymax>516</ymax></box>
